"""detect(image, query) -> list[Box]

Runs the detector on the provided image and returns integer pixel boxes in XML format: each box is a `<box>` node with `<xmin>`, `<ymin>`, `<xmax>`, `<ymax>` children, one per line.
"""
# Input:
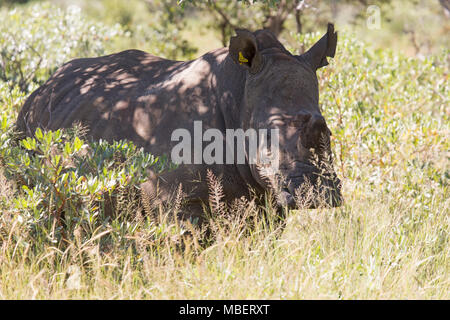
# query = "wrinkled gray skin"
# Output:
<box><xmin>16</xmin><ymin>24</ymin><xmax>342</xmax><ymax>221</ymax></box>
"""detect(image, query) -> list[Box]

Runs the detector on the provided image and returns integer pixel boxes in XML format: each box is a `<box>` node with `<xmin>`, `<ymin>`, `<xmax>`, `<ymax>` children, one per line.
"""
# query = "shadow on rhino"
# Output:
<box><xmin>16</xmin><ymin>23</ymin><xmax>343</xmax><ymax>225</ymax></box>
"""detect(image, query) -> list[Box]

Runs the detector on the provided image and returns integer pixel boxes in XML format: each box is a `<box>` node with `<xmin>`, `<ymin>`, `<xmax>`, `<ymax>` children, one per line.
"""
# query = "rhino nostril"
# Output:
<box><xmin>311</xmin><ymin>115</ymin><xmax>326</xmax><ymax>129</ymax></box>
<box><xmin>299</xmin><ymin>114</ymin><xmax>330</xmax><ymax>150</ymax></box>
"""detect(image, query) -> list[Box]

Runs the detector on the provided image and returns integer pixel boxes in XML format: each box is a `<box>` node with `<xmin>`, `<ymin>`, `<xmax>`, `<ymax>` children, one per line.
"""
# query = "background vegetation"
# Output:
<box><xmin>0</xmin><ymin>0</ymin><xmax>448</xmax><ymax>299</ymax></box>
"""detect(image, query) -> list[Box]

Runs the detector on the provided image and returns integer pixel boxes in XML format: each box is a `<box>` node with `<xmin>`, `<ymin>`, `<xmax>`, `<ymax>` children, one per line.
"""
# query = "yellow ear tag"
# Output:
<box><xmin>238</xmin><ymin>51</ymin><xmax>248</xmax><ymax>65</ymax></box>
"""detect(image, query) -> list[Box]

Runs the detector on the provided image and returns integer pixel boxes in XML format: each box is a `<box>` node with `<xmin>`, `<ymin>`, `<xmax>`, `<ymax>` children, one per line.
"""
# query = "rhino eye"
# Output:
<box><xmin>287</xmin><ymin>114</ymin><xmax>312</xmax><ymax>128</ymax></box>
<box><xmin>271</xmin><ymin>119</ymin><xmax>286</xmax><ymax>126</ymax></box>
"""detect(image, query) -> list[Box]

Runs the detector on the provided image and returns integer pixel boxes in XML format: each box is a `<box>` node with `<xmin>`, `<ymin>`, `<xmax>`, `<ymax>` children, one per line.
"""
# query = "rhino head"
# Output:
<box><xmin>229</xmin><ymin>24</ymin><xmax>342</xmax><ymax>208</ymax></box>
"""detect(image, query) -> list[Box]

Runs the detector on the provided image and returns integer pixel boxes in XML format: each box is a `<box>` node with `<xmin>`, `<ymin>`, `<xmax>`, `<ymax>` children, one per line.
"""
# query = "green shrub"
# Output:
<box><xmin>0</xmin><ymin>118</ymin><xmax>171</xmax><ymax>243</ymax></box>
<box><xmin>87</xmin><ymin>0</ymin><xmax>198</xmax><ymax>60</ymax></box>
<box><xmin>0</xmin><ymin>2</ymin><xmax>126</xmax><ymax>93</ymax></box>
<box><xmin>0</xmin><ymin>1</ymin><xmax>200</xmax><ymax>95</ymax></box>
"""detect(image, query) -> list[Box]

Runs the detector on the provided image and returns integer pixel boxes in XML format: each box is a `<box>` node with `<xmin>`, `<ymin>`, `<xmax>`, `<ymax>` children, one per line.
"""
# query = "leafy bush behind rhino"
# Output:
<box><xmin>0</xmin><ymin>2</ymin><xmax>197</xmax><ymax>94</ymax></box>
<box><xmin>0</xmin><ymin>3</ymin><xmax>125</xmax><ymax>93</ymax></box>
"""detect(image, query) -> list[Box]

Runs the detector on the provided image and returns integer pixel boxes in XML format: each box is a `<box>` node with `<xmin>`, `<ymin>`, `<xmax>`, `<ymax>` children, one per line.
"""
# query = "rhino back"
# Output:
<box><xmin>16</xmin><ymin>49</ymin><xmax>207</xmax><ymax>151</ymax></box>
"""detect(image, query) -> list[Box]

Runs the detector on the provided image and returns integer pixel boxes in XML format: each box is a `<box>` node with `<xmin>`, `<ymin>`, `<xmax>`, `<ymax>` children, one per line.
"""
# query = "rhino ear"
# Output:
<box><xmin>229</xmin><ymin>29</ymin><xmax>263</xmax><ymax>74</ymax></box>
<box><xmin>299</xmin><ymin>23</ymin><xmax>337</xmax><ymax>70</ymax></box>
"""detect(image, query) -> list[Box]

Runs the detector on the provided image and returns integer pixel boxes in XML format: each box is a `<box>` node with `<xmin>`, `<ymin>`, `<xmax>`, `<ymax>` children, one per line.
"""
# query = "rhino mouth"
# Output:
<box><xmin>275</xmin><ymin>164</ymin><xmax>343</xmax><ymax>209</ymax></box>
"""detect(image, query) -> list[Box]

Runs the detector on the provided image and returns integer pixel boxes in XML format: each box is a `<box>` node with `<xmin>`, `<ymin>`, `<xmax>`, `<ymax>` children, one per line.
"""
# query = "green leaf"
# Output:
<box><xmin>64</xmin><ymin>142</ymin><xmax>72</xmax><ymax>155</ymax></box>
<box><xmin>74</xmin><ymin>136</ymin><xmax>83</xmax><ymax>152</ymax></box>
<box><xmin>52</xmin><ymin>154</ymin><xmax>61</xmax><ymax>167</ymax></box>
<box><xmin>35</xmin><ymin>127</ymin><xmax>43</xmax><ymax>141</ymax></box>
<box><xmin>1</xmin><ymin>115</ymin><xmax>7</xmax><ymax>131</ymax></box>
